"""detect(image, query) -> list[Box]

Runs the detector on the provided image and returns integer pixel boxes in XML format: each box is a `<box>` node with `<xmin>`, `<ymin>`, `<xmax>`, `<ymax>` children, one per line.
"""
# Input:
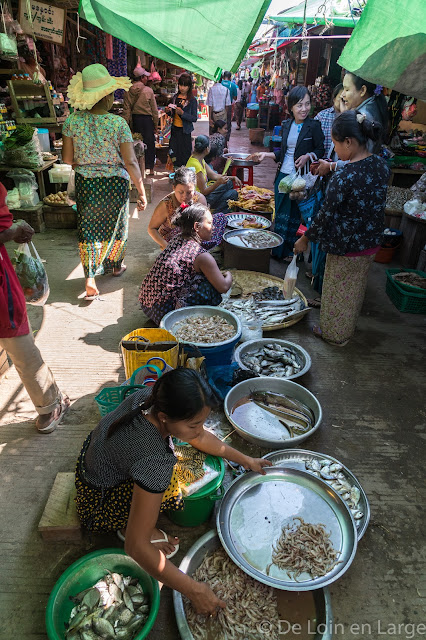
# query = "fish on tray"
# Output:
<box><xmin>65</xmin><ymin>572</ymin><xmax>150</xmax><ymax>640</ymax></box>
<box><xmin>250</xmin><ymin>390</ymin><xmax>315</xmax><ymax>438</ymax></box>
<box><xmin>242</xmin><ymin>343</ymin><xmax>304</xmax><ymax>378</ymax></box>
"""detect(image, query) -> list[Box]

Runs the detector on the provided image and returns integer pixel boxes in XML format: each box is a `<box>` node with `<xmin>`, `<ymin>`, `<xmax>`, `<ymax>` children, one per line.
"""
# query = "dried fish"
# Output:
<box><xmin>174</xmin><ymin>315</ymin><xmax>236</xmax><ymax>344</ymax></box>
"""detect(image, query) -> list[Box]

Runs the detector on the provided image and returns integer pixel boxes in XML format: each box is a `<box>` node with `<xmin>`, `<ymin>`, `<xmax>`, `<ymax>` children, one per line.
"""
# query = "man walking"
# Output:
<box><xmin>221</xmin><ymin>71</ymin><xmax>238</xmax><ymax>143</ymax></box>
<box><xmin>207</xmin><ymin>76</ymin><xmax>231</xmax><ymax>137</ymax></box>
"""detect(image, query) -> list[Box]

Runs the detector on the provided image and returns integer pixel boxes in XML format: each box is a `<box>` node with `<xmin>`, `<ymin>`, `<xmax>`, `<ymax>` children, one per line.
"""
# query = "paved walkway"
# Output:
<box><xmin>0</xmin><ymin>119</ymin><xmax>424</xmax><ymax>639</ymax></box>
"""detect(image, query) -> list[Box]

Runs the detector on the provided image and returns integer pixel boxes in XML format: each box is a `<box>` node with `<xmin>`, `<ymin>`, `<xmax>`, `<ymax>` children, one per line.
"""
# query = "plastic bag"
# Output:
<box><xmin>7</xmin><ymin>169</ymin><xmax>39</xmax><ymax>207</ymax></box>
<box><xmin>283</xmin><ymin>254</ymin><xmax>299</xmax><ymax>300</ymax></box>
<box><xmin>278</xmin><ymin>171</ymin><xmax>297</xmax><ymax>194</ymax></box>
<box><xmin>13</xmin><ymin>242</ymin><xmax>50</xmax><ymax>306</ymax></box>
<box><xmin>67</xmin><ymin>169</ymin><xmax>76</xmax><ymax>202</ymax></box>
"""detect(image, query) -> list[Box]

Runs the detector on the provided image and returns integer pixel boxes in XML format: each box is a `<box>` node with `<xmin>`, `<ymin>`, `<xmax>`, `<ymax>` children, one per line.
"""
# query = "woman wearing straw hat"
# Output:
<box><xmin>62</xmin><ymin>64</ymin><xmax>147</xmax><ymax>299</ymax></box>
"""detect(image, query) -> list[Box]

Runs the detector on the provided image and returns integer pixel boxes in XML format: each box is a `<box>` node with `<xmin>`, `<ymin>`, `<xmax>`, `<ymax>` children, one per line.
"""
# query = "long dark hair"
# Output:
<box><xmin>332</xmin><ymin>109</ymin><xmax>382</xmax><ymax>147</ymax></box>
<box><xmin>177</xmin><ymin>72</ymin><xmax>194</xmax><ymax>99</ymax></box>
<box><xmin>212</xmin><ymin>119</ymin><xmax>226</xmax><ymax>133</ymax></box>
<box><xmin>107</xmin><ymin>369</ymin><xmax>220</xmax><ymax>438</ymax></box>
<box><xmin>287</xmin><ymin>86</ymin><xmax>311</xmax><ymax>114</ymax></box>
<box><xmin>345</xmin><ymin>72</ymin><xmax>388</xmax><ymax>129</ymax></box>
<box><xmin>171</xmin><ymin>202</ymin><xmax>210</xmax><ymax>239</ymax></box>
<box><xmin>173</xmin><ymin>166</ymin><xmax>196</xmax><ymax>187</ymax></box>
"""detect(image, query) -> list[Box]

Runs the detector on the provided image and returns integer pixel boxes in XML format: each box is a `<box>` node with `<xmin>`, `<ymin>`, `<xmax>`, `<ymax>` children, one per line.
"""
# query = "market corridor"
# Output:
<box><xmin>0</xmin><ymin>122</ymin><xmax>425</xmax><ymax>639</ymax></box>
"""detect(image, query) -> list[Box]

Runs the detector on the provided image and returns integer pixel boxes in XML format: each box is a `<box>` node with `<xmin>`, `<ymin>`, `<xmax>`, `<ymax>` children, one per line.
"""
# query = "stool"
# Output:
<box><xmin>230</xmin><ymin>164</ymin><xmax>254</xmax><ymax>186</ymax></box>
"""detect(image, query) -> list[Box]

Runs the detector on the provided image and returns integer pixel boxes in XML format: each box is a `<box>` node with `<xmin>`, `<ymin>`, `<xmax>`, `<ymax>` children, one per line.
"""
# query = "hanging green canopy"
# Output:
<box><xmin>79</xmin><ymin>0</ymin><xmax>270</xmax><ymax>79</ymax></box>
<box><xmin>338</xmin><ymin>0</ymin><xmax>426</xmax><ymax>100</ymax></box>
<box><xmin>269</xmin><ymin>0</ymin><xmax>360</xmax><ymax>28</ymax></box>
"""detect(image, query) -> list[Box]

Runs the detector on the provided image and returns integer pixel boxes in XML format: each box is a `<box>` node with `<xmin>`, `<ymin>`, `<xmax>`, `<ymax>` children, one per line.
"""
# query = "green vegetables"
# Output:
<box><xmin>13</xmin><ymin>242</ymin><xmax>49</xmax><ymax>305</ymax></box>
<box><xmin>278</xmin><ymin>173</ymin><xmax>296</xmax><ymax>194</ymax></box>
<box><xmin>3</xmin><ymin>125</ymin><xmax>35</xmax><ymax>150</ymax></box>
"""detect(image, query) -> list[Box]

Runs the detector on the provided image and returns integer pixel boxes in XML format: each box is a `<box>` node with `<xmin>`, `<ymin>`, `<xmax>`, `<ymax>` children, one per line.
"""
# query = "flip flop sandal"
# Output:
<box><xmin>36</xmin><ymin>395</ymin><xmax>70</xmax><ymax>434</ymax></box>
<box><xmin>112</xmin><ymin>265</ymin><xmax>127</xmax><ymax>277</ymax></box>
<box><xmin>117</xmin><ymin>528</ymin><xmax>180</xmax><ymax>560</ymax></box>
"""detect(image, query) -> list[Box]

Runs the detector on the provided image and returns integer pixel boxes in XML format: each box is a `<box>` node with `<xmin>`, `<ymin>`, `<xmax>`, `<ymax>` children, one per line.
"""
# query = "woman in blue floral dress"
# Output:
<box><xmin>62</xmin><ymin>64</ymin><xmax>147</xmax><ymax>299</ymax></box>
<box><xmin>294</xmin><ymin>110</ymin><xmax>390</xmax><ymax>346</ymax></box>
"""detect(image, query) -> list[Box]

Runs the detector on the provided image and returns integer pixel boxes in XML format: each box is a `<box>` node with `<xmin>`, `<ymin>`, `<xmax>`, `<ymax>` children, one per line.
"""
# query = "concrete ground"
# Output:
<box><xmin>0</xmin><ymin>118</ymin><xmax>425</xmax><ymax>640</ymax></box>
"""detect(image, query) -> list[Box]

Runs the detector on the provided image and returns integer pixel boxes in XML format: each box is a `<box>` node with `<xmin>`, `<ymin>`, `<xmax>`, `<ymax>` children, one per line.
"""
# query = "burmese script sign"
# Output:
<box><xmin>19</xmin><ymin>1</ymin><xmax>67</xmax><ymax>46</ymax></box>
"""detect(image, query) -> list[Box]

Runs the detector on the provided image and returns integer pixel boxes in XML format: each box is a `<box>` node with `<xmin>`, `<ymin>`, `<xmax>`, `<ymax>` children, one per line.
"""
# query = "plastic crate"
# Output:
<box><xmin>94</xmin><ymin>384</ymin><xmax>145</xmax><ymax>417</ymax></box>
<box><xmin>386</xmin><ymin>268</ymin><xmax>426</xmax><ymax>313</ymax></box>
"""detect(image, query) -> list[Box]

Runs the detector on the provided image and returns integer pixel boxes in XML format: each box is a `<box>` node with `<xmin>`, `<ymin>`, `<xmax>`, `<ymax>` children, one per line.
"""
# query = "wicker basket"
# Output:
<box><xmin>386</xmin><ymin>269</ymin><xmax>426</xmax><ymax>313</ymax></box>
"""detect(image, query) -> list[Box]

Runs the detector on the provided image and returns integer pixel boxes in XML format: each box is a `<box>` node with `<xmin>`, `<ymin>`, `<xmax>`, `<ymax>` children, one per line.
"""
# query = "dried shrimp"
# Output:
<box><xmin>174</xmin><ymin>315</ymin><xmax>236</xmax><ymax>344</ymax></box>
<box><xmin>184</xmin><ymin>548</ymin><xmax>281</xmax><ymax>640</ymax></box>
<box><xmin>267</xmin><ymin>517</ymin><xmax>341</xmax><ymax>579</ymax></box>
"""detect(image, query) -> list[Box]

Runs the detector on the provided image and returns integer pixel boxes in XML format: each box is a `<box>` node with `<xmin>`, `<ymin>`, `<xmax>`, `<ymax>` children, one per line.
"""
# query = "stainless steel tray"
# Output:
<box><xmin>226</xmin><ymin>213</ymin><xmax>271</xmax><ymax>229</ymax></box>
<box><xmin>223</xmin><ymin>152</ymin><xmax>260</xmax><ymax>167</ymax></box>
<box><xmin>173</xmin><ymin>530</ymin><xmax>333</xmax><ymax>640</ymax></box>
<box><xmin>262</xmin><ymin>449</ymin><xmax>370</xmax><ymax>540</ymax></box>
<box><xmin>234</xmin><ymin>338</ymin><xmax>312</xmax><ymax>381</ymax></box>
<box><xmin>223</xmin><ymin>228</ymin><xmax>283</xmax><ymax>250</ymax></box>
<box><xmin>217</xmin><ymin>467</ymin><xmax>357</xmax><ymax>591</ymax></box>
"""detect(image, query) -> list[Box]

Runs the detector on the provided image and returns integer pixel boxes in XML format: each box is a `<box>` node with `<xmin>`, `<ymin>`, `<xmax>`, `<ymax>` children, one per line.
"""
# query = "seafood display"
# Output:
<box><xmin>305</xmin><ymin>458</ymin><xmax>364</xmax><ymax>523</ymax></box>
<box><xmin>65</xmin><ymin>572</ymin><xmax>150</xmax><ymax>640</ymax></box>
<box><xmin>226</xmin><ymin>213</ymin><xmax>270</xmax><ymax>229</ymax></box>
<box><xmin>392</xmin><ymin>271</ymin><xmax>426</xmax><ymax>289</ymax></box>
<box><xmin>253</xmin><ymin>285</ymin><xmax>284</xmax><ymax>301</ymax></box>
<box><xmin>240</xmin><ymin>343</ymin><xmax>305</xmax><ymax>378</ymax></box>
<box><xmin>267</xmin><ymin>517</ymin><xmax>341</xmax><ymax>580</ymax></box>
<box><xmin>250</xmin><ymin>390</ymin><xmax>314</xmax><ymax>438</ymax></box>
<box><xmin>228</xmin><ymin>185</ymin><xmax>275</xmax><ymax>214</ymax></box>
<box><xmin>225</xmin><ymin>229</ymin><xmax>282</xmax><ymax>249</ymax></box>
<box><xmin>173</xmin><ymin>315</ymin><xmax>236</xmax><ymax>344</ymax></box>
<box><xmin>221</xmin><ymin>292</ymin><xmax>308</xmax><ymax>329</ymax></box>
<box><xmin>184</xmin><ymin>548</ymin><xmax>281</xmax><ymax>640</ymax></box>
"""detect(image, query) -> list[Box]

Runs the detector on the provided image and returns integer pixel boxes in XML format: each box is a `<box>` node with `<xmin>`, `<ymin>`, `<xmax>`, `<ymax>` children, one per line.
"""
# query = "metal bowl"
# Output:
<box><xmin>173</xmin><ymin>530</ymin><xmax>333</xmax><ymax>640</ymax></box>
<box><xmin>223</xmin><ymin>228</ymin><xmax>283</xmax><ymax>250</ymax></box>
<box><xmin>223</xmin><ymin>152</ymin><xmax>260</xmax><ymax>167</ymax></box>
<box><xmin>224</xmin><ymin>377</ymin><xmax>322</xmax><ymax>449</ymax></box>
<box><xmin>234</xmin><ymin>338</ymin><xmax>312</xmax><ymax>381</ymax></box>
<box><xmin>160</xmin><ymin>305</ymin><xmax>242</xmax><ymax>348</ymax></box>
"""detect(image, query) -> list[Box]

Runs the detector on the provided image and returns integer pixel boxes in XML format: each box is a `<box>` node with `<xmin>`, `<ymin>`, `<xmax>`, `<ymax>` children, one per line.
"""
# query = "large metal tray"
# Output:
<box><xmin>224</xmin><ymin>377</ymin><xmax>322</xmax><ymax>449</ymax></box>
<box><xmin>223</xmin><ymin>152</ymin><xmax>260</xmax><ymax>167</ymax></box>
<box><xmin>223</xmin><ymin>228</ymin><xmax>283</xmax><ymax>250</ymax></box>
<box><xmin>217</xmin><ymin>467</ymin><xmax>357</xmax><ymax>591</ymax></box>
<box><xmin>173</xmin><ymin>530</ymin><xmax>333</xmax><ymax>640</ymax></box>
<box><xmin>262</xmin><ymin>449</ymin><xmax>370</xmax><ymax>540</ymax></box>
<box><xmin>160</xmin><ymin>305</ymin><xmax>242</xmax><ymax>348</ymax></box>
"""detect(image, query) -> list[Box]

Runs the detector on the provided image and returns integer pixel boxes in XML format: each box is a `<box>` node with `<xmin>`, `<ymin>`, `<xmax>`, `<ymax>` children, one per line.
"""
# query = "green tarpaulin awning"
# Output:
<box><xmin>79</xmin><ymin>0</ymin><xmax>270</xmax><ymax>79</ymax></box>
<box><xmin>338</xmin><ymin>0</ymin><xmax>426</xmax><ymax>100</ymax></box>
<box><xmin>269</xmin><ymin>0</ymin><xmax>360</xmax><ymax>28</ymax></box>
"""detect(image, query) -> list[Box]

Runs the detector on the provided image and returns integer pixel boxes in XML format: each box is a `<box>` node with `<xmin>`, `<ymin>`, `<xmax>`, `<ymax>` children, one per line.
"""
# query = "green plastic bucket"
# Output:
<box><xmin>167</xmin><ymin>455</ymin><xmax>225</xmax><ymax>527</ymax></box>
<box><xmin>46</xmin><ymin>549</ymin><xmax>160</xmax><ymax>640</ymax></box>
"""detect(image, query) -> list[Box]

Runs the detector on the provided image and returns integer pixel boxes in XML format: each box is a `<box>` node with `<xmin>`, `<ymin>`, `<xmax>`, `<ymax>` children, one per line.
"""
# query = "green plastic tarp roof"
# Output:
<box><xmin>338</xmin><ymin>0</ymin><xmax>426</xmax><ymax>100</ymax></box>
<box><xmin>78</xmin><ymin>0</ymin><xmax>270</xmax><ymax>79</ymax></box>
<box><xmin>269</xmin><ymin>0</ymin><xmax>360</xmax><ymax>28</ymax></box>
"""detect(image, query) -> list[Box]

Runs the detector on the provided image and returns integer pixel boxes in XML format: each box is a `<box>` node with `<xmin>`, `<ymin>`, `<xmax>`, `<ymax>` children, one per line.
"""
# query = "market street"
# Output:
<box><xmin>0</xmin><ymin>121</ymin><xmax>424</xmax><ymax>639</ymax></box>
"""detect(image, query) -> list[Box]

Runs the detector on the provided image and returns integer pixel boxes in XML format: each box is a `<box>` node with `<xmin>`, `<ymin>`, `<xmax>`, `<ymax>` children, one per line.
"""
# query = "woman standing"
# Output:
<box><xmin>122</xmin><ymin>65</ymin><xmax>159</xmax><ymax>176</ymax></box>
<box><xmin>75</xmin><ymin>368</ymin><xmax>271</xmax><ymax>615</ymax></box>
<box><xmin>255</xmin><ymin>86</ymin><xmax>324</xmax><ymax>259</ymax></box>
<box><xmin>187</xmin><ymin>135</ymin><xmax>240</xmax><ymax>213</ymax></box>
<box><xmin>207</xmin><ymin>119</ymin><xmax>228</xmax><ymax>173</ymax></box>
<box><xmin>63</xmin><ymin>65</ymin><xmax>147</xmax><ymax>299</ymax></box>
<box><xmin>341</xmin><ymin>72</ymin><xmax>388</xmax><ymax>153</ymax></box>
<box><xmin>294</xmin><ymin>111</ymin><xmax>390</xmax><ymax>346</ymax></box>
<box><xmin>167</xmin><ymin>73</ymin><xmax>198</xmax><ymax>168</ymax></box>
<box><xmin>148</xmin><ymin>167</ymin><xmax>225</xmax><ymax>251</ymax></box>
<box><xmin>140</xmin><ymin>203</ymin><xmax>232</xmax><ymax>325</ymax></box>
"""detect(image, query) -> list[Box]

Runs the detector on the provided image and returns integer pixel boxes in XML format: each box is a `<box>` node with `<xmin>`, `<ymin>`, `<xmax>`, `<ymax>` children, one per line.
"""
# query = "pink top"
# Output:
<box><xmin>345</xmin><ymin>246</ymin><xmax>380</xmax><ymax>257</ymax></box>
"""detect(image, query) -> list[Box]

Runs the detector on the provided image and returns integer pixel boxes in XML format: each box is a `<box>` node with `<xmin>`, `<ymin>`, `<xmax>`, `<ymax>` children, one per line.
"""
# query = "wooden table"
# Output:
<box><xmin>0</xmin><ymin>157</ymin><xmax>58</xmax><ymax>200</ymax></box>
<box><xmin>389</xmin><ymin>167</ymin><xmax>424</xmax><ymax>188</ymax></box>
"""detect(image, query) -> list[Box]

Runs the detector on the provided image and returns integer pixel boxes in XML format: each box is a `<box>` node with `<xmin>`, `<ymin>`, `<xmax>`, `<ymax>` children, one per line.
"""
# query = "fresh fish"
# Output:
<box><xmin>329</xmin><ymin>463</ymin><xmax>343</xmax><ymax>473</ymax></box>
<box><xmin>350</xmin><ymin>486</ymin><xmax>361</xmax><ymax>507</ymax></box>
<box><xmin>351</xmin><ymin>508</ymin><xmax>364</xmax><ymax>520</ymax></box>
<box><xmin>93</xmin><ymin>617</ymin><xmax>115</xmax><ymax>638</ymax></box>
<box><xmin>306</xmin><ymin>459</ymin><xmax>321</xmax><ymax>472</ymax></box>
<box><xmin>81</xmin><ymin>588</ymin><xmax>100</xmax><ymax>611</ymax></box>
<box><xmin>319</xmin><ymin>466</ymin><xmax>335</xmax><ymax>480</ymax></box>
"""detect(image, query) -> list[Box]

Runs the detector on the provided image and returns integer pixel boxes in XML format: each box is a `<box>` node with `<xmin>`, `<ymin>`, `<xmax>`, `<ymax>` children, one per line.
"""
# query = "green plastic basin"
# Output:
<box><xmin>167</xmin><ymin>455</ymin><xmax>225</xmax><ymax>527</ymax></box>
<box><xmin>46</xmin><ymin>548</ymin><xmax>160</xmax><ymax>640</ymax></box>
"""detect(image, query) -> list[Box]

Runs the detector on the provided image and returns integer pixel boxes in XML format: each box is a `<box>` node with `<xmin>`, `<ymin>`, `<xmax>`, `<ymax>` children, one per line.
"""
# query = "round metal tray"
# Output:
<box><xmin>234</xmin><ymin>338</ymin><xmax>312</xmax><ymax>381</ymax></box>
<box><xmin>262</xmin><ymin>449</ymin><xmax>370</xmax><ymax>540</ymax></box>
<box><xmin>217</xmin><ymin>467</ymin><xmax>358</xmax><ymax>591</ymax></box>
<box><xmin>223</xmin><ymin>152</ymin><xmax>260</xmax><ymax>167</ymax></box>
<box><xmin>224</xmin><ymin>376</ymin><xmax>322</xmax><ymax>449</ymax></box>
<box><xmin>173</xmin><ymin>530</ymin><xmax>333</xmax><ymax>640</ymax></box>
<box><xmin>226</xmin><ymin>213</ymin><xmax>271</xmax><ymax>229</ymax></box>
<box><xmin>223</xmin><ymin>228</ymin><xmax>283</xmax><ymax>250</ymax></box>
<box><xmin>160</xmin><ymin>305</ymin><xmax>242</xmax><ymax>348</ymax></box>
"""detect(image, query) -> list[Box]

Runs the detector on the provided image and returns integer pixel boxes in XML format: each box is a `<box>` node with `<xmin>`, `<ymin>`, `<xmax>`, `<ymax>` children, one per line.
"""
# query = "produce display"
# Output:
<box><xmin>228</xmin><ymin>185</ymin><xmax>275</xmax><ymax>213</ymax></box>
<box><xmin>13</xmin><ymin>243</ymin><xmax>49</xmax><ymax>304</ymax></box>
<box><xmin>44</xmin><ymin>191</ymin><xmax>69</xmax><ymax>205</ymax></box>
<box><xmin>173</xmin><ymin>315</ymin><xmax>236</xmax><ymax>344</ymax></box>
<box><xmin>386</xmin><ymin>186</ymin><xmax>413</xmax><ymax>210</ymax></box>
<box><xmin>3</xmin><ymin>124</ymin><xmax>35</xmax><ymax>150</ymax></box>
<box><xmin>65</xmin><ymin>572</ymin><xmax>150</xmax><ymax>640</ymax></box>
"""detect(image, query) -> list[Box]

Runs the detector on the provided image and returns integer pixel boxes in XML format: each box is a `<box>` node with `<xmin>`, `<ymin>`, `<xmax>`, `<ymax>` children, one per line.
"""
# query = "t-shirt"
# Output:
<box><xmin>207</xmin><ymin>83</ymin><xmax>231</xmax><ymax>112</ymax></box>
<box><xmin>280</xmin><ymin>121</ymin><xmax>303</xmax><ymax>174</ymax></box>
<box><xmin>83</xmin><ymin>388</ymin><xmax>177</xmax><ymax>493</ymax></box>
<box><xmin>0</xmin><ymin>183</ymin><xmax>29</xmax><ymax>338</ymax></box>
<box><xmin>221</xmin><ymin>80</ymin><xmax>238</xmax><ymax>102</ymax></box>
<box><xmin>186</xmin><ymin>156</ymin><xmax>207</xmax><ymax>191</ymax></box>
<box><xmin>62</xmin><ymin>111</ymin><xmax>133</xmax><ymax>179</ymax></box>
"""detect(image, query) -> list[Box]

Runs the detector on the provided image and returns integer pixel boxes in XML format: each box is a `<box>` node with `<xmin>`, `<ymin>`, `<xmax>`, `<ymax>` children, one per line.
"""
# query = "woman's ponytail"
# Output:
<box><xmin>332</xmin><ymin>109</ymin><xmax>382</xmax><ymax>147</ymax></box>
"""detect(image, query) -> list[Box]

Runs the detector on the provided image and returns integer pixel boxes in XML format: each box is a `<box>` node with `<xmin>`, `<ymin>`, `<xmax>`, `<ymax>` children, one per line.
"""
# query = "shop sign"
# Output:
<box><xmin>301</xmin><ymin>39</ymin><xmax>310</xmax><ymax>61</ymax></box>
<box><xmin>19</xmin><ymin>1</ymin><xmax>67</xmax><ymax>46</ymax></box>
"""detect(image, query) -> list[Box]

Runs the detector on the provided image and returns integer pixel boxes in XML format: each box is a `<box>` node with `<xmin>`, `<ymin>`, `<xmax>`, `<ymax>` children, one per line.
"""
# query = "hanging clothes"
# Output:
<box><xmin>107</xmin><ymin>38</ymin><xmax>128</xmax><ymax>100</ymax></box>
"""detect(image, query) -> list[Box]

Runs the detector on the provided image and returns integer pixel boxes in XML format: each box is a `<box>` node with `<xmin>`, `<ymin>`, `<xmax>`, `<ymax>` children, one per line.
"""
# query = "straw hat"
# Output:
<box><xmin>67</xmin><ymin>64</ymin><xmax>132</xmax><ymax>110</ymax></box>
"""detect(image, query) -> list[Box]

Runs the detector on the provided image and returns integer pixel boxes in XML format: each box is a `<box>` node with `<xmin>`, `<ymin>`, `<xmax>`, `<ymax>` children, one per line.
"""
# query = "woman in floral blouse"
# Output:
<box><xmin>63</xmin><ymin>64</ymin><xmax>147</xmax><ymax>299</ymax></box>
<box><xmin>294</xmin><ymin>110</ymin><xmax>390</xmax><ymax>346</ymax></box>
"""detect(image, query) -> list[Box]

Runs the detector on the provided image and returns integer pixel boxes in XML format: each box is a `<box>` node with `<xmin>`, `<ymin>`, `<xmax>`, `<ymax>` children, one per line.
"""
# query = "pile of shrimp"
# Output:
<box><xmin>174</xmin><ymin>315</ymin><xmax>236</xmax><ymax>344</ymax></box>
<box><xmin>184</xmin><ymin>548</ymin><xmax>281</xmax><ymax>640</ymax></box>
<box><xmin>267</xmin><ymin>517</ymin><xmax>341</xmax><ymax>579</ymax></box>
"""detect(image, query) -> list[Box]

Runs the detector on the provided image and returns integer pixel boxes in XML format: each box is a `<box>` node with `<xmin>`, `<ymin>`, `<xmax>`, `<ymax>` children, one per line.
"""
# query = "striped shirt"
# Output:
<box><xmin>83</xmin><ymin>388</ymin><xmax>176</xmax><ymax>493</ymax></box>
<box><xmin>314</xmin><ymin>107</ymin><xmax>337</xmax><ymax>158</ymax></box>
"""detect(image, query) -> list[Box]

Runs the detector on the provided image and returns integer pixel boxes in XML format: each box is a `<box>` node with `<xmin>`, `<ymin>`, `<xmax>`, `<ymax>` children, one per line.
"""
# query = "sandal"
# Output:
<box><xmin>36</xmin><ymin>395</ymin><xmax>70</xmax><ymax>434</ymax></box>
<box><xmin>117</xmin><ymin>528</ymin><xmax>180</xmax><ymax>560</ymax></box>
<box><xmin>112</xmin><ymin>265</ymin><xmax>127</xmax><ymax>277</ymax></box>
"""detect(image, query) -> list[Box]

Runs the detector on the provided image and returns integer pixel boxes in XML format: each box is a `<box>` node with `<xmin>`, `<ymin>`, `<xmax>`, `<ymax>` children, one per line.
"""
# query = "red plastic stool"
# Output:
<box><xmin>230</xmin><ymin>164</ymin><xmax>254</xmax><ymax>186</ymax></box>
